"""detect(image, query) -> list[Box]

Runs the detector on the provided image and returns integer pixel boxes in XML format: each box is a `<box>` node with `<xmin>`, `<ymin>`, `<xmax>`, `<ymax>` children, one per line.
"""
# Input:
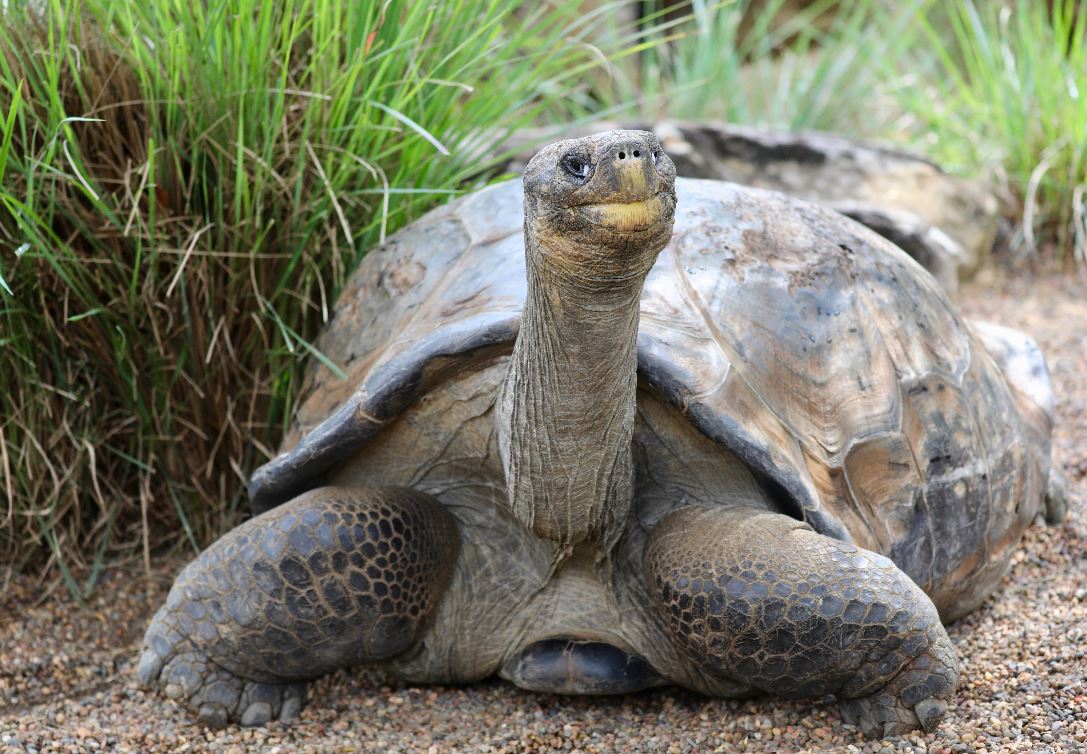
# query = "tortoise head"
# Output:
<box><xmin>523</xmin><ymin>129</ymin><xmax>677</xmax><ymax>285</ymax></box>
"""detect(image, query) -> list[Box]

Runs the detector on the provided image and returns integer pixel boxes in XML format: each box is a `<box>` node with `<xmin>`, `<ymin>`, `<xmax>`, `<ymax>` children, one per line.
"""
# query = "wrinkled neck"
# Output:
<box><xmin>526</xmin><ymin>260</ymin><xmax>644</xmax><ymax>359</ymax></box>
<box><xmin>496</xmin><ymin>245</ymin><xmax>645</xmax><ymax>550</ymax></box>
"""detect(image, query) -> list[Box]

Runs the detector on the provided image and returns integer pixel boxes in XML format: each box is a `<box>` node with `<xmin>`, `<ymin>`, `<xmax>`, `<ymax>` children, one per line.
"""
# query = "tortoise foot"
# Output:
<box><xmin>1045</xmin><ymin>468</ymin><xmax>1068</xmax><ymax>526</ymax></box>
<box><xmin>839</xmin><ymin>623</ymin><xmax>958</xmax><ymax>737</ymax></box>
<box><xmin>138</xmin><ymin>486</ymin><xmax>460</xmax><ymax>725</ymax></box>
<box><xmin>137</xmin><ymin>630</ymin><xmax>305</xmax><ymax>726</ymax></box>
<box><xmin>644</xmin><ymin>505</ymin><xmax>959</xmax><ymax>739</ymax></box>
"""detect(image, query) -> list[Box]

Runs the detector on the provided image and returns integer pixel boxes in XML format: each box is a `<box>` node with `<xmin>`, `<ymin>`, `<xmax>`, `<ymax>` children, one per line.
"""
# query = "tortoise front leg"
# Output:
<box><xmin>643</xmin><ymin>506</ymin><xmax>958</xmax><ymax>738</ymax></box>
<box><xmin>137</xmin><ymin>486</ymin><xmax>458</xmax><ymax>726</ymax></box>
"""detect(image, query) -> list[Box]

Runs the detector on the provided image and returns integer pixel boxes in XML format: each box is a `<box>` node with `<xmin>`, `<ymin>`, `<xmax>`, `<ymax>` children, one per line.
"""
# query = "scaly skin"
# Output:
<box><xmin>644</xmin><ymin>506</ymin><xmax>958</xmax><ymax>737</ymax></box>
<box><xmin>138</xmin><ymin>486</ymin><xmax>458</xmax><ymax>726</ymax></box>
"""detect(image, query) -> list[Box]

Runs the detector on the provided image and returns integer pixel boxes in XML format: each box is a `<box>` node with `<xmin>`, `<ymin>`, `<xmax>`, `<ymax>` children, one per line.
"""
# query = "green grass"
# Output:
<box><xmin>888</xmin><ymin>0</ymin><xmax>1087</xmax><ymax>263</ymax></box>
<box><xmin>600</xmin><ymin>0</ymin><xmax>927</xmax><ymax>134</ymax></box>
<box><xmin>0</xmin><ymin>0</ymin><xmax>645</xmax><ymax>593</ymax></box>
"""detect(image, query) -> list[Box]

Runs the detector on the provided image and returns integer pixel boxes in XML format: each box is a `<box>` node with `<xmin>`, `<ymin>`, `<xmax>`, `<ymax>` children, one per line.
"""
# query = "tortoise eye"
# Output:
<box><xmin>560</xmin><ymin>154</ymin><xmax>591</xmax><ymax>180</ymax></box>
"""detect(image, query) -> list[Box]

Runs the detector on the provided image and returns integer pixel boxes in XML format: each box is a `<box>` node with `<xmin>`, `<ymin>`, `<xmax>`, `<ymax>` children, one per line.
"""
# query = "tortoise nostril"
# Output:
<box><xmin>615</xmin><ymin>146</ymin><xmax>648</xmax><ymax>162</ymax></box>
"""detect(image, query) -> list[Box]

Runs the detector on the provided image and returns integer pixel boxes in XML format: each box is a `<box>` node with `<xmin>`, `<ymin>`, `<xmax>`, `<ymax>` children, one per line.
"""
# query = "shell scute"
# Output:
<box><xmin>664</xmin><ymin>185</ymin><xmax>917</xmax><ymax>463</ymax></box>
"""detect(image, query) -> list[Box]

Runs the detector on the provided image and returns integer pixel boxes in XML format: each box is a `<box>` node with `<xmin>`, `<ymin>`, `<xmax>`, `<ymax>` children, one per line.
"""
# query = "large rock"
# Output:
<box><xmin>500</xmin><ymin>122</ymin><xmax>999</xmax><ymax>294</ymax></box>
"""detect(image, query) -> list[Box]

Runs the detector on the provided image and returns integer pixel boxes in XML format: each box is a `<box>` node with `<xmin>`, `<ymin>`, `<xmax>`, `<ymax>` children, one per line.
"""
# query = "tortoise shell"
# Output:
<box><xmin>249</xmin><ymin>178</ymin><xmax>1050</xmax><ymax>621</ymax></box>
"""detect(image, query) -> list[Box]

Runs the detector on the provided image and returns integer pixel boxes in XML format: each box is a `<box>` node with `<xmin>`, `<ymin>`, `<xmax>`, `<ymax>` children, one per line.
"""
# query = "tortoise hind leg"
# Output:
<box><xmin>138</xmin><ymin>486</ymin><xmax>458</xmax><ymax>726</ymax></box>
<box><xmin>1045</xmin><ymin>468</ymin><xmax>1068</xmax><ymax>526</ymax></box>
<box><xmin>643</xmin><ymin>505</ymin><xmax>958</xmax><ymax>738</ymax></box>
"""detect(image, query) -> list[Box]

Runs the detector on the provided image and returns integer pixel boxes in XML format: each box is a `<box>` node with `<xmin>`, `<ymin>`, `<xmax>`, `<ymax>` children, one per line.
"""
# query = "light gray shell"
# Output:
<box><xmin>249</xmin><ymin>178</ymin><xmax>1051</xmax><ymax>619</ymax></box>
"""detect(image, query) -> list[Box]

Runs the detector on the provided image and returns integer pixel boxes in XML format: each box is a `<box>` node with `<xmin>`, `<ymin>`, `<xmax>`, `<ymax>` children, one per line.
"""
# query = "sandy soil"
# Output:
<box><xmin>1</xmin><ymin>268</ymin><xmax>1085</xmax><ymax>754</ymax></box>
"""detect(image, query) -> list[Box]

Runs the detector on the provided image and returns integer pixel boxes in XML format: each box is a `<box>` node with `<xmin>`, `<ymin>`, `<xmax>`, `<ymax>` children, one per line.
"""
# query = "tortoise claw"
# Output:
<box><xmin>137</xmin><ymin>610</ymin><xmax>307</xmax><ymax>727</ymax></box>
<box><xmin>841</xmin><ymin>693</ymin><xmax>949</xmax><ymax>739</ymax></box>
<box><xmin>839</xmin><ymin>636</ymin><xmax>956</xmax><ymax>739</ymax></box>
<box><xmin>915</xmin><ymin>698</ymin><xmax>948</xmax><ymax>731</ymax></box>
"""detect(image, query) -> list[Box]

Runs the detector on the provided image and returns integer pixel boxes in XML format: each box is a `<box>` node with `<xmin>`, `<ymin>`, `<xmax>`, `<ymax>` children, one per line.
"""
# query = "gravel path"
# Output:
<box><xmin>2</xmin><ymin>268</ymin><xmax>1085</xmax><ymax>754</ymax></box>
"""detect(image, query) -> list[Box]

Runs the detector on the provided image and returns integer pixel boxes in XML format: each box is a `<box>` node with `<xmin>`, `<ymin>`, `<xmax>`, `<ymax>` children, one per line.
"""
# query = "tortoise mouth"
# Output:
<box><xmin>574</xmin><ymin>192</ymin><xmax>672</xmax><ymax>232</ymax></box>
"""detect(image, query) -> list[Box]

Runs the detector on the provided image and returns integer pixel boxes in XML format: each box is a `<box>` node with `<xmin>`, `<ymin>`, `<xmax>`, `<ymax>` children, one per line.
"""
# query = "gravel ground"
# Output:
<box><xmin>1</xmin><ymin>267</ymin><xmax>1084</xmax><ymax>754</ymax></box>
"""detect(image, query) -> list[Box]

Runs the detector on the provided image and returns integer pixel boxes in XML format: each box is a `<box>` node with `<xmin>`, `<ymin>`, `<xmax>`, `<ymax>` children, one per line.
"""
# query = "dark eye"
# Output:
<box><xmin>651</xmin><ymin>147</ymin><xmax>662</xmax><ymax>163</ymax></box>
<box><xmin>560</xmin><ymin>154</ymin><xmax>591</xmax><ymax>180</ymax></box>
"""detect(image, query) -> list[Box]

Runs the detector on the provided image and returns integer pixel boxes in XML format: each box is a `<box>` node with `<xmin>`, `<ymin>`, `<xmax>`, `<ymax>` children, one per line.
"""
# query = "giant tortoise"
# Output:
<box><xmin>138</xmin><ymin>130</ymin><xmax>1058</xmax><ymax>737</ymax></box>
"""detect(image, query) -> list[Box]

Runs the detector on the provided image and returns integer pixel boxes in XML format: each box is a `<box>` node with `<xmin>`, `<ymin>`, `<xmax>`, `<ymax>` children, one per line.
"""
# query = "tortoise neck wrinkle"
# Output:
<box><xmin>496</xmin><ymin>246</ymin><xmax>643</xmax><ymax>550</ymax></box>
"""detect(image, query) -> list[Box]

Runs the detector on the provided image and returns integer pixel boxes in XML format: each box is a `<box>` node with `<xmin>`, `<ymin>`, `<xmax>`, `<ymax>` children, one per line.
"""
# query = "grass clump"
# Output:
<box><xmin>0</xmin><ymin>0</ymin><xmax>640</xmax><ymax>592</ymax></box>
<box><xmin>890</xmin><ymin>0</ymin><xmax>1087</xmax><ymax>264</ymax></box>
<box><xmin>605</xmin><ymin>0</ymin><xmax>927</xmax><ymax>135</ymax></box>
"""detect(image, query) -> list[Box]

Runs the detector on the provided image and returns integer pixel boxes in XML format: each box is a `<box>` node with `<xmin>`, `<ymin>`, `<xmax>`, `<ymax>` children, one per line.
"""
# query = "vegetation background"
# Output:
<box><xmin>1</xmin><ymin>0</ymin><xmax>1083</xmax><ymax>597</ymax></box>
